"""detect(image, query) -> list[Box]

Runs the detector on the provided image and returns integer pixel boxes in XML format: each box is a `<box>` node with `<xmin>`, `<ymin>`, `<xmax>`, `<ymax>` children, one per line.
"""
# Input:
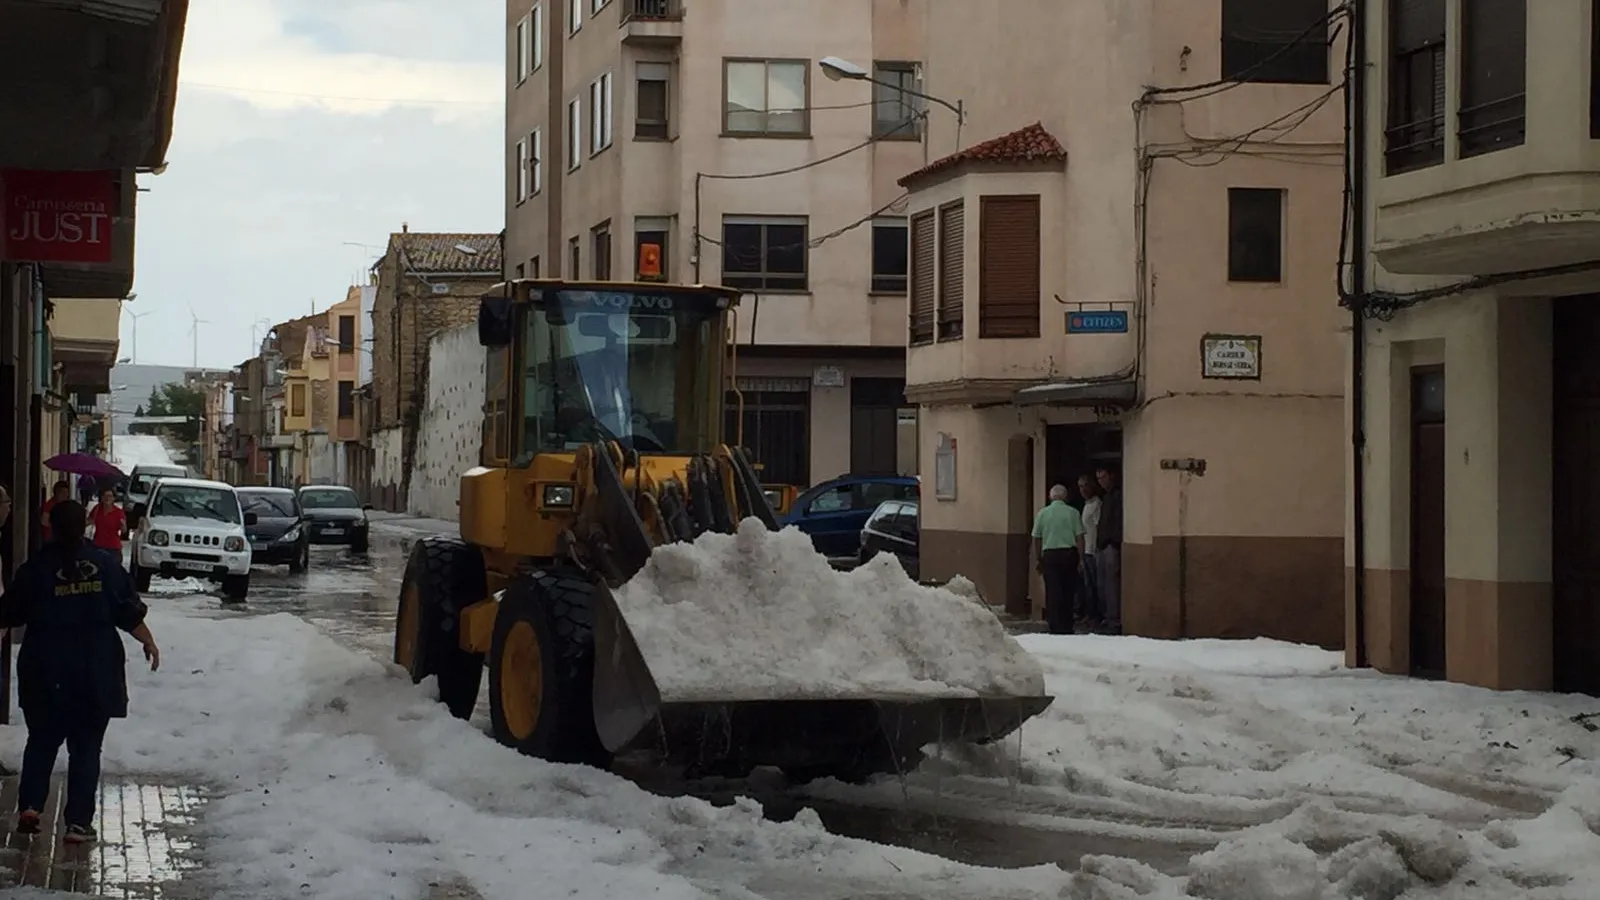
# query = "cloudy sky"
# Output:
<box><xmin>127</xmin><ymin>0</ymin><xmax>502</xmax><ymax>369</ymax></box>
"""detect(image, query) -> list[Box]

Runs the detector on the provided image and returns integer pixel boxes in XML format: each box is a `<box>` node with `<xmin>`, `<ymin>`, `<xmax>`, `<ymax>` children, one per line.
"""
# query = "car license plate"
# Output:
<box><xmin>251</xmin><ymin>541</ymin><xmax>268</xmax><ymax>551</ymax></box>
<box><xmin>177</xmin><ymin>560</ymin><xmax>214</xmax><ymax>572</ymax></box>
<box><xmin>323</xmin><ymin>527</ymin><xmax>344</xmax><ymax>536</ymax></box>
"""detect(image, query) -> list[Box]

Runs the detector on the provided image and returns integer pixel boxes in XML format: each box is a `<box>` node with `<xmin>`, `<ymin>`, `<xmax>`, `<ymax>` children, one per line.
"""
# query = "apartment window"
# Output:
<box><xmin>1220</xmin><ymin>0</ymin><xmax>1330</xmax><ymax>84</ymax></box>
<box><xmin>590</xmin><ymin>72</ymin><xmax>614</xmax><ymax>153</ymax></box>
<box><xmin>872</xmin><ymin>62</ymin><xmax>923</xmax><ymax>139</ymax></box>
<box><xmin>636</xmin><ymin>62</ymin><xmax>671</xmax><ymax>139</ymax></box>
<box><xmin>592</xmin><ymin>222</ymin><xmax>612</xmax><ymax>280</ymax></box>
<box><xmin>937</xmin><ymin>202</ymin><xmax>965</xmax><ymax>340</ymax></box>
<box><xmin>290</xmin><ymin>384</ymin><xmax>306</xmax><ymax>418</ymax></box>
<box><xmin>977</xmin><ymin>195</ymin><xmax>1041</xmax><ymax>339</ymax></box>
<box><xmin>635</xmin><ymin>216</ymin><xmax>671</xmax><ymax>281</ymax></box>
<box><xmin>592</xmin><ymin>0</ymin><xmax>607</xmax><ymax>11</ymax></box>
<box><xmin>515</xmin><ymin>262</ymin><xmax>526</xmax><ymax>279</ymax></box>
<box><xmin>723</xmin><ymin>59</ymin><xmax>808</xmax><ymax>136</ymax></box>
<box><xmin>721</xmin><ymin>216</ymin><xmax>808</xmax><ymax>291</ymax></box>
<box><xmin>532</xmin><ymin>4</ymin><xmax>544</xmax><ymax>70</ymax></box>
<box><xmin>1227</xmin><ymin>188</ymin><xmax>1284</xmax><ymax>283</ymax></box>
<box><xmin>515</xmin><ymin>137</ymin><xmax>530</xmax><ymax>201</ymax></box>
<box><xmin>337</xmin><ymin>315</ymin><xmax>354</xmax><ymax>352</ymax></box>
<box><xmin>568</xmin><ymin>0</ymin><xmax>581</xmax><ymax>34</ymax></box>
<box><xmin>1386</xmin><ymin>0</ymin><xmax>1446</xmax><ymax>174</ymax></box>
<box><xmin>908</xmin><ymin>211</ymin><xmax>935</xmax><ymax>344</ymax></box>
<box><xmin>1458</xmin><ymin>0</ymin><xmax>1526</xmax><ymax>158</ymax></box>
<box><xmin>529</xmin><ymin>255</ymin><xmax>540</xmax><ymax>277</ymax></box>
<box><xmin>871</xmin><ymin>217</ymin><xmax>908</xmax><ymax>294</ymax></box>
<box><xmin>515</xmin><ymin>13</ymin><xmax>532</xmax><ymax>83</ymax></box>
<box><xmin>531</xmin><ymin>127</ymin><xmax>543</xmax><ymax>194</ymax></box>
<box><xmin>337</xmin><ymin>381</ymin><xmax>355</xmax><ymax>419</ymax></box>
<box><xmin>566</xmin><ymin>97</ymin><xmax>582</xmax><ymax>169</ymax></box>
<box><xmin>569</xmin><ymin>236</ymin><xmax>581</xmax><ymax>277</ymax></box>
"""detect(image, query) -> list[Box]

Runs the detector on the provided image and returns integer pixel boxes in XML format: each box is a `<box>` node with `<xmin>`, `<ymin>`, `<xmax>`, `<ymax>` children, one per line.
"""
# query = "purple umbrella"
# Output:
<box><xmin>44</xmin><ymin>452</ymin><xmax>123</xmax><ymax>480</ymax></box>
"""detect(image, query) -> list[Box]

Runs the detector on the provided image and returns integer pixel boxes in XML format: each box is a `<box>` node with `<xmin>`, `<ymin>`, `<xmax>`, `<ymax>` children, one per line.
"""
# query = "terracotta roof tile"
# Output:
<box><xmin>897</xmin><ymin>122</ymin><xmax>1067</xmax><ymax>188</ymax></box>
<box><xmin>390</xmin><ymin>232</ymin><xmax>502</xmax><ymax>273</ymax></box>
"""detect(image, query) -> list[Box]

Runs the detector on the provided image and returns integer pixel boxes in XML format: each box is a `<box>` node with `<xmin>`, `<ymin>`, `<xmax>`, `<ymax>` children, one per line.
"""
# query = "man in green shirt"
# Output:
<box><xmin>1032</xmin><ymin>484</ymin><xmax>1086</xmax><ymax>635</ymax></box>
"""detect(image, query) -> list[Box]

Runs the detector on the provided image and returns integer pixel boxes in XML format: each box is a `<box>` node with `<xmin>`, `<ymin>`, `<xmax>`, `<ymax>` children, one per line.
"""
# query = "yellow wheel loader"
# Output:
<box><xmin>393</xmin><ymin>279</ymin><xmax>1051</xmax><ymax>781</ymax></box>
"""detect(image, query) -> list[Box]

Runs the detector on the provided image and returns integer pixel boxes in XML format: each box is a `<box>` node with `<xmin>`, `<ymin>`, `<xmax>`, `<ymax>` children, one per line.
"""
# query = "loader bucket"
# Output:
<box><xmin>590</xmin><ymin>586</ymin><xmax>1054</xmax><ymax>774</ymax></box>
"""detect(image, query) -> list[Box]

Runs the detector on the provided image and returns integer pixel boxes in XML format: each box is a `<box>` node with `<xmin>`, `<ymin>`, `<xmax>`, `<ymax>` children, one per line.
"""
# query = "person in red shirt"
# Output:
<box><xmin>40</xmin><ymin>481</ymin><xmax>70</xmax><ymax>543</ymax></box>
<box><xmin>89</xmin><ymin>488</ymin><xmax>128</xmax><ymax>555</ymax></box>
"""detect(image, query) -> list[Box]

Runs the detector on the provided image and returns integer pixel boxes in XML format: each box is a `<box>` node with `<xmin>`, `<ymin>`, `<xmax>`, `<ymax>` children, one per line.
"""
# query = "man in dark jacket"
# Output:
<box><xmin>0</xmin><ymin>501</ymin><xmax>160</xmax><ymax>843</ymax></box>
<box><xmin>1095</xmin><ymin>467</ymin><xmax>1123</xmax><ymax>635</ymax></box>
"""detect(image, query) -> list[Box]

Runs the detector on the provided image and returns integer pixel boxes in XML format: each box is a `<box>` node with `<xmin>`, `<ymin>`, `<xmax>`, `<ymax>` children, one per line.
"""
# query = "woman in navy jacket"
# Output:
<box><xmin>0</xmin><ymin>500</ymin><xmax>160</xmax><ymax>843</ymax></box>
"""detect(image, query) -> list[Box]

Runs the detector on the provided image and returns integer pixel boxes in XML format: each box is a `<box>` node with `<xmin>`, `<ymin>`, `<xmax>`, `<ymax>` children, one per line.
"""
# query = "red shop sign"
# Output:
<box><xmin>0</xmin><ymin>169</ymin><xmax>117</xmax><ymax>264</ymax></box>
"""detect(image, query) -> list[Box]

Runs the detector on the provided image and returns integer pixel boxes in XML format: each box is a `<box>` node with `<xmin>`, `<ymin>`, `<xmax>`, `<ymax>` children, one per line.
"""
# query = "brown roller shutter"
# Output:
<box><xmin>978</xmin><ymin>195</ymin><xmax>1041</xmax><ymax>339</ymax></box>
<box><xmin>909</xmin><ymin>210</ymin><xmax>936</xmax><ymax>344</ymax></box>
<box><xmin>937</xmin><ymin>201</ymin><xmax>964</xmax><ymax>340</ymax></box>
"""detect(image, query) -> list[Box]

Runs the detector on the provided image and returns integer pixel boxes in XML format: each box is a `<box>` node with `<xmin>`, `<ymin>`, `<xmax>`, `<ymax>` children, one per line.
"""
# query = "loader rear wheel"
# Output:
<box><xmin>395</xmin><ymin>536</ymin><xmax>486</xmax><ymax>720</ymax></box>
<box><xmin>487</xmin><ymin>569</ymin><xmax>612</xmax><ymax>768</ymax></box>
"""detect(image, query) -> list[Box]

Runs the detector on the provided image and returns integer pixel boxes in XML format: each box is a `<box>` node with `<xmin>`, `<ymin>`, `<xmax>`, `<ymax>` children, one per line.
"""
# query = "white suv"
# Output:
<box><xmin>131</xmin><ymin>477</ymin><xmax>255</xmax><ymax>601</ymax></box>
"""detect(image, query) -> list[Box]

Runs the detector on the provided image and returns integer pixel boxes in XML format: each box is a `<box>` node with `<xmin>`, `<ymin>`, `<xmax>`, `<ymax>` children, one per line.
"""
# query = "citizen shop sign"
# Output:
<box><xmin>0</xmin><ymin>169</ymin><xmax>118</xmax><ymax>264</ymax></box>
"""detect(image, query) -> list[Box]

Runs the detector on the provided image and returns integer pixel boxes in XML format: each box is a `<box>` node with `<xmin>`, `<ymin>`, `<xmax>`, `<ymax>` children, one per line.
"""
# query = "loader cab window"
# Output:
<box><xmin>516</xmin><ymin>288</ymin><xmax>720</xmax><ymax>462</ymax></box>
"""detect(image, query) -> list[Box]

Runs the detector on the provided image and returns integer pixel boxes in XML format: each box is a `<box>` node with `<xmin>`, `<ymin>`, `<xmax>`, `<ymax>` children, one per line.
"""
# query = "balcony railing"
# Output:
<box><xmin>622</xmin><ymin>0</ymin><xmax>682</xmax><ymax>22</ymax></box>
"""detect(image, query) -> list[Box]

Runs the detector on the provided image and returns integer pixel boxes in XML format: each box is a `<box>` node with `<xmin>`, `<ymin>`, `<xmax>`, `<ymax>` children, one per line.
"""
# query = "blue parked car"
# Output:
<box><xmin>781</xmin><ymin>474</ymin><xmax>919</xmax><ymax>559</ymax></box>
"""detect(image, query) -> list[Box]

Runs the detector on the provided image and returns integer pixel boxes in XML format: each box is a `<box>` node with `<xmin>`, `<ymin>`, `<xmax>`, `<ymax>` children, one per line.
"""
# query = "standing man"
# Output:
<box><xmin>40</xmin><ymin>481</ymin><xmax>70</xmax><ymax>544</ymax></box>
<box><xmin>1032</xmin><ymin>484</ymin><xmax>1086</xmax><ymax>635</ymax></box>
<box><xmin>1077</xmin><ymin>474</ymin><xmax>1103</xmax><ymax>632</ymax></box>
<box><xmin>1095</xmin><ymin>467</ymin><xmax>1123</xmax><ymax>635</ymax></box>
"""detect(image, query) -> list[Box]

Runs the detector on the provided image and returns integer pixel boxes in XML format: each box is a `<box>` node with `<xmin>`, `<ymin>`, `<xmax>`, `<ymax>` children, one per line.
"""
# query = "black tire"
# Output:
<box><xmin>487</xmin><ymin>569</ymin><xmax>612</xmax><ymax>768</ymax></box>
<box><xmin>351</xmin><ymin>533</ymin><xmax>370</xmax><ymax>554</ymax></box>
<box><xmin>134</xmin><ymin>565</ymin><xmax>152</xmax><ymax>593</ymax></box>
<box><xmin>221</xmin><ymin>574</ymin><xmax>250</xmax><ymax>602</ymax></box>
<box><xmin>289</xmin><ymin>543</ymin><xmax>308</xmax><ymax>574</ymax></box>
<box><xmin>395</xmin><ymin>536</ymin><xmax>486</xmax><ymax>720</ymax></box>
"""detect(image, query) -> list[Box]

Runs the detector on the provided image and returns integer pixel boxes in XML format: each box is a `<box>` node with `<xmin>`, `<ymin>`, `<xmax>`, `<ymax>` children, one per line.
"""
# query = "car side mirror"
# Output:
<box><xmin>244</xmin><ymin>512</ymin><xmax>259</xmax><ymax>526</ymax></box>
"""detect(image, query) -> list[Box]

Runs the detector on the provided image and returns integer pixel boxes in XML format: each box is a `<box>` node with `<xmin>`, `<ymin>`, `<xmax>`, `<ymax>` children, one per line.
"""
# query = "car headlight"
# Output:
<box><xmin>280</xmin><ymin>526</ymin><xmax>301</xmax><ymax>542</ymax></box>
<box><xmin>148</xmin><ymin>530</ymin><xmax>169</xmax><ymax>547</ymax></box>
<box><xmin>224</xmin><ymin>536</ymin><xmax>246</xmax><ymax>552</ymax></box>
<box><xmin>542</xmin><ymin>483</ymin><xmax>576</xmax><ymax>508</ymax></box>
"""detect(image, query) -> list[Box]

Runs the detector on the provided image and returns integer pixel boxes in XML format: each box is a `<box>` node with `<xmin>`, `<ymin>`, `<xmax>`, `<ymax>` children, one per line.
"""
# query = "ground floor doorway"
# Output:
<box><xmin>726</xmin><ymin>378</ymin><xmax>810</xmax><ymax>487</ymax></box>
<box><xmin>1553</xmin><ymin>295</ymin><xmax>1600</xmax><ymax>694</ymax></box>
<box><xmin>849</xmin><ymin>377</ymin><xmax>905</xmax><ymax>476</ymax></box>
<box><xmin>1043</xmin><ymin>423</ymin><xmax>1123</xmax><ymax>508</ymax></box>
<box><xmin>1409</xmin><ymin>366</ymin><xmax>1446</xmax><ymax>679</ymax></box>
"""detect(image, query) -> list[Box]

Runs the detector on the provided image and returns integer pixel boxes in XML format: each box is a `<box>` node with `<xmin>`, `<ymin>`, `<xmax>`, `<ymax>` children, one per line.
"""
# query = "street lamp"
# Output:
<box><xmin>818</xmin><ymin>55</ymin><xmax>965</xmax><ymax>140</ymax></box>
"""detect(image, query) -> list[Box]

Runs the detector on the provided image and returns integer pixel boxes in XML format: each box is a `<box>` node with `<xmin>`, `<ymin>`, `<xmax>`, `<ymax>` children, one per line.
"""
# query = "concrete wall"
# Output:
<box><xmin>305</xmin><ymin>433</ymin><xmax>339</xmax><ymax>485</ymax></box>
<box><xmin>371</xmin><ymin>426</ymin><xmax>405</xmax><ymax>512</ymax></box>
<box><xmin>407</xmin><ymin>325</ymin><xmax>485</xmax><ymax>521</ymax></box>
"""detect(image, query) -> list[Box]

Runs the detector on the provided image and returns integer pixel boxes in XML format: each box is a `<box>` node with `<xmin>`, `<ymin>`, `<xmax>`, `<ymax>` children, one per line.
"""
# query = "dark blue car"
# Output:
<box><xmin>781</xmin><ymin>474</ymin><xmax>919</xmax><ymax>558</ymax></box>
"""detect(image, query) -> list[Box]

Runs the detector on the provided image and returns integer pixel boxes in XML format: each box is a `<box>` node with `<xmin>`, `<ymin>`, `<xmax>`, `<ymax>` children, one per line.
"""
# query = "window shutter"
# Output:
<box><xmin>909</xmin><ymin>211</ymin><xmax>936</xmax><ymax>344</ymax></box>
<box><xmin>978</xmin><ymin>195</ymin><xmax>1041</xmax><ymax>339</ymax></box>
<box><xmin>936</xmin><ymin>201</ymin><xmax>964</xmax><ymax>340</ymax></box>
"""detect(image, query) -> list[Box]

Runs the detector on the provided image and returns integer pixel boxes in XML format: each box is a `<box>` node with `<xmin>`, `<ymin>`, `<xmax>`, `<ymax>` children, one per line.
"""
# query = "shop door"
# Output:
<box><xmin>1409</xmin><ymin>366</ymin><xmax>1447</xmax><ymax>678</ymax></box>
<box><xmin>1553</xmin><ymin>295</ymin><xmax>1600</xmax><ymax>694</ymax></box>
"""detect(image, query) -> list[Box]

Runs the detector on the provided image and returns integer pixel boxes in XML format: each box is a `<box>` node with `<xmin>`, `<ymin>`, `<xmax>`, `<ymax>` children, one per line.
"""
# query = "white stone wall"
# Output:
<box><xmin>407</xmin><ymin>325</ymin><xmax>485</xmax><ymax>521</ymax></box>
<box><xmin>306</xmin><ymin>433</ymin><xmax>339</xmax><ymax>484</ymax></box>
<box><xmin>372</xmin><ymin>426</ymin><xmax>406</xmax><ymax>511</ymax></box>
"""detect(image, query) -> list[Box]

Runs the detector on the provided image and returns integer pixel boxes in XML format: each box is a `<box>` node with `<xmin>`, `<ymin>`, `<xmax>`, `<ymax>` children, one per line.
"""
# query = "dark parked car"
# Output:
<box><xmin>781</xmin><ymin>474</ymin><xmax>918</xmax><ymax>559</ymax></box>
<box><xmin>296</xmin><ymin>485</ymin><xmax>371</xmax><ymax>553</ymax></box>
<box><xmin>239</xmin><ymin>487</ymin><xmax>310</xmax><ymax>572</ymax></box>
<box><xmin>859</xmin><ymin>499</ymin><xmax>919</xmax><ymax>579</ymax></box>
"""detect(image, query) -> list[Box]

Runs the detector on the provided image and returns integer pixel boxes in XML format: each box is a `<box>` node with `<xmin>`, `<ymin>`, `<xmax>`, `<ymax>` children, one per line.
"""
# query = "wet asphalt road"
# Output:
<box><xmin>198</xmin><ymin>521</ymin><xmax>1203</xmax><ymax>877</ymax></box>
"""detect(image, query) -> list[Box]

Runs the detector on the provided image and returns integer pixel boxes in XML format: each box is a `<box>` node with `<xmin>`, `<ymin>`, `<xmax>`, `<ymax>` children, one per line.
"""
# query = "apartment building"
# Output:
<box><xmin>1347</xmin><ymin>0</ymin><xmax>1600</xmax><ymax>693</ymax></box>
<box><xmin>504</xmin><ymin>0</ymin><xmax>924</xmax><ymax>487</ymax></box>
<box><xmin>905</xmin><ymin>0</ymin><xmax>1347</xmax><ymax>636</ymax></box>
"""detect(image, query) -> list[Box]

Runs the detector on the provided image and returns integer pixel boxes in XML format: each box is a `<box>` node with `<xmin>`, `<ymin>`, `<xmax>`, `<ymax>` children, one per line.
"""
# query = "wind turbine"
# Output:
<box><xmin>125</xmin><ymin>310</ymin><xmax>149</xmax><ymax>363</ymax></box>
<box><xmin>188</xmin><ymin>305</ymin><xmax>211</xmax><ymax>368</ymax></box>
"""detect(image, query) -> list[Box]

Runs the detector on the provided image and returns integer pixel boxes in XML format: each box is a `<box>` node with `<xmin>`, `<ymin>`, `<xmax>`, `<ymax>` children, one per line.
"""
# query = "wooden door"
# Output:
<box><xmin>1410</xmin><ymin>366</ymin><xmax>1447</xmax><ymax>678</ymax></box>
<box><xmin>1553</xmin><ymin>296</ymin><xmax>1600</xmax><ymax>694</ymax></box>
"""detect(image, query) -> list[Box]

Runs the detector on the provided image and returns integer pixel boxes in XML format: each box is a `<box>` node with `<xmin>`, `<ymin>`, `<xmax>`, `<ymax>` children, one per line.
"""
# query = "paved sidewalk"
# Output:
<box><xmin>366</xmin><ymin>511</ymin><xmax>458</xmax><ymax>535</ymax></box>
<box><xmin>0</xmin><ymin>775</ymin><xmax>205</xmax><ymax>896</ymax></box>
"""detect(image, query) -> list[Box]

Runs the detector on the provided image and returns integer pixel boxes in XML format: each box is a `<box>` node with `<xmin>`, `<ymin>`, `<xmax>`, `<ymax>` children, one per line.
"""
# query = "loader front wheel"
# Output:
<box><xmin>488</xmin><ymin>570</ymin><xmax>612</xmax><ymax>768</ymax></box>
<box><xmin>395</xmin><ymin>536</ymin><xmax>486</xmax><ymax>720</ymax></box>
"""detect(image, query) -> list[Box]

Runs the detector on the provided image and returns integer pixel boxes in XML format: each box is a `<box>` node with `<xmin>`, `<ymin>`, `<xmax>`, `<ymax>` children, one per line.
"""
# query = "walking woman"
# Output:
<box><xmin>0</xmin><ymin>500</ymin><xmax>159</xmax><ymax>843</ymax></box>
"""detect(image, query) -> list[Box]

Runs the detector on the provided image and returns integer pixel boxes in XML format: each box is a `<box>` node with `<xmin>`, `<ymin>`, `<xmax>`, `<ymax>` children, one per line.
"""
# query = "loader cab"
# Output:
<box><xmin>481</xmin><ymin>280</ymin><xmax>740</xmax><ymax>462</ymax></box>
